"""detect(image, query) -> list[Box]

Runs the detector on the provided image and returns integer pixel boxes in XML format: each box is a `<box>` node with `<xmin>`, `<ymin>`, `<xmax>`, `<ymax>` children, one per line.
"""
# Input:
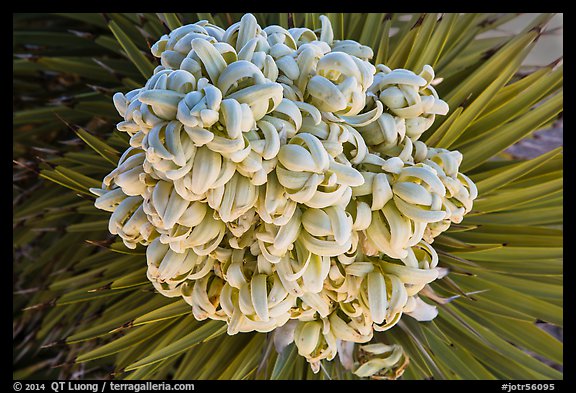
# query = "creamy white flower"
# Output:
<box><xmin>299</xmin><ymin>205</ymin><xmax>356</xmax><ymax>257</ymax></box>
<box><xmin>256</xmin><ymin>171</ymin><xmax>298</xmax><ymax>226</ymax></box>
<box><xmin>208</xmin><ymin>172</ymin><xmax>259</xmax><ymax>222</ymax></box>
<box><xmin>170</xmin><ymin>150</ymin><xmax>236</xmax><ymax>202</ymax></box>
<box><xmin>357</xmin><ymin>112</ymin><xmax>406</xmax><ymax>152</ymax></box>
<box><xmin>142</xmin><ymin>183</ymin><xmax>225</xmax><ymax>255</ymax></box>
<box><xmin>403</xmin><ymin>295</ymin><xmax>438</xmax><ymax>322</ymax></box>
<box><xmin>97</xmin><ymin>148</ymin><xmax>152</xmax><ymax>197</ymax></box>
<box><xmin>329</xmin><ymin>306</ymin><xmax>373</xmax><ymax>343</ymax></box>
<box><xmin>294</xmin><ymin>318</ymin><xmax>338</xmax><ymax>372</ymax></box>
<box><xmin>280</xmin><ymin>239</ymin><xmax>332</xmax><ymax>296</ymax></box>
<box><xmin>255</xmin><ymin>208</ymin><xmax>302</xmax><ymax>264</ymax></box>
<box><xmin>151</xmin><ymin>21</ymin><xmax>225</xmax><ymax>69</ymax></box>
<box><xmin>423</xmin><ymin>147</ymin><xmax>478</xmax><ymax>223</ymax></box>
<box><xmin>276</xmin><ymin>132</ymin><xmax>363</xmax><ymax>208</ymax></box>
<box><xmin>332</xmin><ymin>39</ymin><xmax>373</xmax><ymax>61</ymax></box>
<box><xmin>288</xmin><ymin>26</ymin><xmax>319</xmax><ymax>47</ymax></box>
<box><xmin>305</xmin><ymin>51</ymin><xmax>375</xmax><ymax>117</ymax></box>
<box><xmin>108</xmin><ymin>195</ymin><xmax>155</xmax><ymax>249</ymax></box>
<box><xmin>219</xmin><ymin>272</ymin><xmax>295</xmax><ymax>334</ymax></box>
<box><xmin>181</xmin><ymin>273</ymin><xmax>228</xmax><ymax>321</ymax></box>
<box><xmin>145</xmin><ymin>238</ymin><xmax>216</xmax><ymax>300</ymax></box>
<box><xmin>353</xmin><ymin>343</ymin><xmax>408</xmax><ymax>379</ymax></box>
<box><xmin>369</xmin><ymin>64</ymin><xmax>449</xmax><ymax>141</ymax></box>
<box><xmin>93</xmin><ymin>13</ymin><xmax>479</xmax><ymax>375</ymax></box>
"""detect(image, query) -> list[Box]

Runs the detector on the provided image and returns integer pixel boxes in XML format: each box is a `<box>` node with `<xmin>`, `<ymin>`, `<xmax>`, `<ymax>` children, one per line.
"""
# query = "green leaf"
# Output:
<box><xmin>73</xmin><ymin>250</ymin><xmax>132</xmax><ymax>270</ymax></box>
<box><xmin>475</xmin><ymin>66</ymin><xmax>552</xmax><ymax>115</ymax></box>
<box><xmin>403</xmin><ymin>14</ymin><xmax>439</xmax><ymax>71</ymax></box>
<box><xmin>76</xmin><ymin>318</ymin><xmax>176</xmax><ymax>363</ymax></box>
<box><xmin>450</xmin><ymin>275</ymin><xmax>562</xmax><ymax>326</ymax></box>
<box><xmin>373</xmin><ymin>16</ymin><xmax>392</xmax><ymax>66</ymax></box>
<box><xmin>471</xmin><ymin>178</ymin><xmax>562</xmax><ymax>214</ymax></box>
<box><xmin>277</xmin><ymin>13</ymin><xmax>288</xmax><ymax>29</ymax></box>
<box><xmin>445</xmin><ymin>288</ymin><xmax>536</xmax><ymax>322</ymax></box>
<box><xmin>473</xmin><ymin>147</ymin><xmax>562</xmax><ymax>194</ymax></box>
<box><xmin>104</xmin><ymin>241</ymin><xmax>146</xmax><ymax>255</ymax></box>
<box><xmin>57</xmin><ymin>286</ymin><xmax>133</xmax><ymax>306</ymax></box>
<box><xmin>358</xmin><ymin>13</ymin><xmax>384</xmax><ymax>49</ymax></box>
<box><xmin>387</xmin><ymin>24</ymin><xmax>419</xmax><ymax>69</ymax></box>
<box><xmin>66</xmin><ymin>294</ymin><xmax>171</xmax><ymax>343</ymax></box>
<box><xmin>386</xmin><ymin>329</ymin><xmax>434</xmax><ymax>379</ymax></box>
<box><xmin>476</xmin><ymin>317</ymin><xmax>562</xmax><ymax>365</ymax></box>
<box><xmin>442</xmin><ymin>30</ymin><xmax>538</xmax><ymax>108</ymax></box>
<box><xmin>160</xmin><ymin>13</ymin><xmax>183</xmax><ymax>30</ymax></box>
<box><xmin>172</xmin><ymin>340</ymin><xmax>215</xmax><ymax>379</ymax></box>
<box><xmin>465</xmin><ymin>270</ymin><xmax>562</xmax><ymax>303</ymax></box>
<box><xmin>108</xmin><ymin>20</ymin><xmax>155</xmax><ymax>79</ymax></box>
<box><xmin>118</xmin><ymin>314</ymin><xmax>195</xmax><ymax>372</ymax></box>
<box><xmin>434</xmin><ymin>57</ymin><xmax>523</xmax><ymax>149</ymax></box>
<box><xmin>454</xmin><ymin>257</ymin><xmax>562</xmax><ymax>276</ymax></box>
<box><xmin>123</xmin><ymin>362</ymin><xmax>164</xmax><ymax>380</ymax></box>
<box><xmin>94</xmin><ymin>35</ymin><xmax>125</xmax><ymax>55</ymax></box>
<box><xmin>123</xmin><ymin>314</ymin><xmax>198</xmax><ymax>380</ymax></box>
<box><xmin>304</xmin><ymin>13</ymin><xmax>318</xmax><ymax>30</ymax></box>
<box><xmin>437</xmin><ymin>306</ymin><xmax>561</xmax><ymax>379</ymax></box>
<box><xmin>56</xmin><ymin>165</ymin><xmax>102</xmax><ymax>188</ymax></box>
<box><xmin>124</xmin><ymin>320</ymin><xmax>227</xmax><ymax>371</ymax></box>
<box><xmin>506</xmin><ymin>170</ymin><xmax>563</xmax><ymax>190</ymax></box>
<box><xmin>396</xmin><ymin>320</ymin><xmax>447</xmax><ymax>379</ymax></box>
<box><xmin>451</xmin><ymin>303</ymin><xmax>563</xmax><ymax>378</ymax></box>
<box><xmin>434</xmin><ymin>14</ymin><xmax>482</xmax><ymax>76</ymax></box>
<box><xmin>14</xmin><ymin>106</ymin><xmax>86</xmax><ymax>125</ymax></box>
<box><xmin>75</xmin><ymin>101</ymin><xmax>118</xmax><ymax>118</ymax></box>
<box><xmin>460</xmin><ymin>92</ymin><xmax>562</xmax><ymax>171</ymax></box>
<box><xmin>196</xmin><ymin>13</ymin><xmax>215</xmax><ymax>24</ymax></box>
<box><xmin>133</xmin><ymin>299</ymin><xmax>191</xmax><ymax>326</ymax></box>
<box><xmin>451</xmin><ymin>245</ymin><xmax>562</xmax><ymax>261</ymax></box>
<box><xmin>36</xmin><ymin>57</ymin><xmax>119</xmax><ymax>83</ymax></box>
<box><xmin>63</xmin><ymin>151</ymin><xmax>115</xmax><ymax>170</ymax></box>
<box><xmin>327</xmin><ymin>13</ymin><xmax>344</xmax><ymax>41</ymax></box>
<box><xmin>422</xmin><ymin>326</ymin><xmax>496</xmax><ymax>379</ymax></box>
<box><xmin>463</xmin><ymin>223</ymin><xmax>562</xmax><ymax>237</ymax></box>
<box><xmin>50</xmin><ymin>266</ymin><xmax>109</xmax><ymax>291</ymax></box>
<box><xmin>417</xmin><ymin>13</ymin><xmax>458</xmax><ymax>69</ymax></box>
<box><xmin>270</xmin><ymin>343</ymin><xmax>299</xmax><ymax>379</ymax></box>
<box><xmin>449</xmin><ymin>230</ymin><xmax>562</xmax><ymax>248</ymax></box>
<box><xmin>218</xmin><ymin>334</ymin><xmax>266</xmax><ymax>379</ymax></box>
<box><xmin>39</xmin><ymin>169</ymin><xmax>92</xmax><ymax>195</ymax></box>
<box><xmin>433</xmin><ymin>235</ymin><xmax>477</xmax><ymax>250</ymax></box>
<box><xmin>463</xmin><ymin>206</ymin><xmax>562</xmax><ymax>226</ymax></box>
<box><xmin>66</xmin><ymin>220</ymin><xmax>109</xmax><ymax>232</ymax></box>
<box><xmin>107</xmin><ymin>13</ymin><xmax>148</xmax><ymax>50</ymax></box>
<box><xmin>52</xmin><ymin>13</ymin><xmax>106</xmax><ymax>27</ymax></box>
<box><xmin>13</xmin><ymin>31</ymin><xmax>95</xmax><ymax>48</ymax></box>
<box><xmin>450</xmin><ymin>224</ymin><xmax>563</xmax><ymax>247</ymax></box>
<box><xmin>110</xmin><ymin>267</ymin><xmax>148</xmax><ymax>289</ymax></box>
<box><xmin>454</xmin><ymin>65</ymin><xmax>563</xmax><ymax>148</ymax></box>
<box><xmin>394</xmin><ymin>14</ymin><xmax>420</xmax><ymax>44</ymax></box>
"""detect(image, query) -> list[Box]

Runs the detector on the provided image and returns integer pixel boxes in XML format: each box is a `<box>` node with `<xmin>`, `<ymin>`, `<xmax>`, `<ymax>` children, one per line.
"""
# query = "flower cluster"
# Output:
<box><xmin>91</xmin><ymin>14</ymin><xmax>477</xmax><ymax>374</ymax></box>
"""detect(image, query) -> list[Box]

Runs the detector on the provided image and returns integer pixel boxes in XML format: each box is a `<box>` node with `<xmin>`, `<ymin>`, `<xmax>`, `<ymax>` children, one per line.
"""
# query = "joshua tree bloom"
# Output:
<box><xmin>91</xmin><ymin>13</ymin><xmax>478</xmax><ymax>376</ymax></box>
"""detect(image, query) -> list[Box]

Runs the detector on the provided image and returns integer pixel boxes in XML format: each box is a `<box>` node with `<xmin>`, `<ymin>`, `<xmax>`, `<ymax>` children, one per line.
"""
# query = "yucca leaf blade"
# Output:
<box><xmin>108</xmin><ymin>20</ymin><xmax>155</xmax><ymax>79</ymax></box>
<box><xmin>124</xmin><ymin>320</ymin><xmax>227</xmax><ymax>371</ymax></box>
<box><xmin>76</xmin><ymin>319</ymin><xmax>176</xmax><ymax>363</ymax></box>
<box><xmin>460</xmin><ymin>92</ymin><xmax>562</xmax><ymax>171</ymax></box>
